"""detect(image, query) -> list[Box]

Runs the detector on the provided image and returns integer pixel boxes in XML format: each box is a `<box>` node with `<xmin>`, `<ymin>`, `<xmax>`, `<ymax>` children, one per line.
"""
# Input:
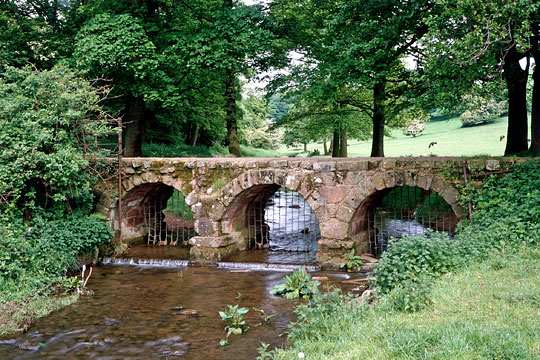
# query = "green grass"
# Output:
<box><xmin>281</xmin><ymin>115</ymin><xmax>529</xmax><ymax>157</ymax></box>
<box><xmin>273</xmin><ymin>245</ymin><xmax>540</xmax><ymax>359</ymax></box>
<box><xmin>0</xmin><ymin>284</ymin><xmax>77</xmax><ymax>336</ymax></box>
<box><xmin>164</xmin><ymin>189</ymin><xmax>194</xmax><ymax>219</ymax></box>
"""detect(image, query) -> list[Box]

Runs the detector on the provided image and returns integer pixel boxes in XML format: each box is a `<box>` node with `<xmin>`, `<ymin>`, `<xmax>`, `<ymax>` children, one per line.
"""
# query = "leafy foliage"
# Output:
<box><xmin>287</xmin><ymin>287</ymin><xmax>358</xmax><ymax>343</ymax></box>
<box><xmin>0</xmin><ymin>66</ymin><xmax>112</xmax><ymax>218</ymax></box>
<box><xmin>0</xmin><ymin>214</ymin><xmax>111</xmax><ymax>293</ymax></box>
<box><xmin>459</xmin><ymin>95</ymin><xmax>507</xmax><ymax>127</ymax></box>
<box><xmin>374</xmin><ymin>232</ymin><xmax>459</xmax><ymax>294</ymax></box>
<box><xmin>339</xmin><ymin>249</ymin><xmax>364</xmax><ymax>272</ymax></box>
<box><xmin>219</xmin><ymin>304</ymin><xmax>250</xmax><ymax>346</ymax></box>
<box><xmin>270</xmin><ymin>268</ymin><xmax>320</xmax><ymax>300</ymax></box>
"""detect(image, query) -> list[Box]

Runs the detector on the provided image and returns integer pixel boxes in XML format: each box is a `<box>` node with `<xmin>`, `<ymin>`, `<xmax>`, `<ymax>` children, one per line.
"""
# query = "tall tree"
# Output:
<box><xmin>424</xmin><ymin>0</ymin><xmax>539</xmax><ymax>155</ymax></box>
<box><xmin>271</xmin><ymin>0</ymin><xmax>436</xmax><ymax>157</ymax></box>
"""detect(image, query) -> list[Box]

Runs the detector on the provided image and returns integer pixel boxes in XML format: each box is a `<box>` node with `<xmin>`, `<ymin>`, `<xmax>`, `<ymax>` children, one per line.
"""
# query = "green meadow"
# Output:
<box><xmin>283</xmin><ymin>116</ymin><xmax>526</xmax><ymax>158</ymax></box>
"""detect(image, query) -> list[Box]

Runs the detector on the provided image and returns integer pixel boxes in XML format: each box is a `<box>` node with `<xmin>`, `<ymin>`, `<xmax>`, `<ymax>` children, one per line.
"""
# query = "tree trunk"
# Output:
<box><xmin>323</xmin><ymin>141</ymin><xmax>328</xmax><ymax>155</ymax></box>
<box><xmin>332</xmin><ymin>129</ymin><xmax>341</xmax><ymax>157</ymax></box>
<box><xmin>224</xmin><ymin>69</ymin><xmax>242</xmax><ymax>157</ymax></box>
<box><xmin>123</xmin><ymin>94</ymin><xmax>146</xmax><ymax>157</ymax></box>
<box><xmin>303</xmin><ymin>142</ymin><xmax>307</xmax><ymax>152</ymax></box>
<box><xmin>339</xmin><ymin>131</ymin><xmax>347</xmax><ymax>157</ymax></box>
<box><xmin>530</xmin><ymin>34</ymin><xmax>540</xmax><ymax>152</ymax></box>
<box><xmin>503</xmin><ymin>46</ymin><xmax>529</xmax><ymax>155</ymax></box>
<box><xmin>370</xmin><ymin>80</ymin><xmax>386</xmax><ymax>157</ymax></box>
<box><xmin>190</xmin><ymin>122</ymin><xmax>199</xmax><ymax>147</ymax></box>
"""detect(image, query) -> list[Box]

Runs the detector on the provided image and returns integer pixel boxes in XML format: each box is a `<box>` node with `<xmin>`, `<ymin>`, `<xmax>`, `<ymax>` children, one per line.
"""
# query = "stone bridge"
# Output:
<box><xmin>97</xmin><ymin>157</ymin><xmax>517</xmax><ymax>268</ymax></box>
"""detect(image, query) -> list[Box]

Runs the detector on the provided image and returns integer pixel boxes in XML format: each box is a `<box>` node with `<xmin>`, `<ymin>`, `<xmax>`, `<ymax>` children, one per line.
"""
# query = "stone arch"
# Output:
<box><xmin>219</xmin><ymin>169</ymin><xmax>322</xmax><ymax>254</ymax></box>
<box><xmin>110</xmin><ymin>177</ymin><xmax>194</xmax><ymax>244</ymax></box>
<box><xmin>349</xmin><ymin>170</ymin><xmax>465</xmax><ymax>255</ymax></box>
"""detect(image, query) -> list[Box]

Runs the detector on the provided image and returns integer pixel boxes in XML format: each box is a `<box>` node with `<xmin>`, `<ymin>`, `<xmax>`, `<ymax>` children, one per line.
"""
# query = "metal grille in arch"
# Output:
<box><xmin>246</xmin><ymin>186</ymin><xmax>320</xmax><ymax>254</ymax></box>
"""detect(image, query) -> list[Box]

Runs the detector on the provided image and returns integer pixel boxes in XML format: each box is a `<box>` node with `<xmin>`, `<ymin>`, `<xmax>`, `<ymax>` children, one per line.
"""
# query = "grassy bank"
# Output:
<box><xmin>0</xmin><ymin>290</ymin><xmax>77</xmax><ymax>336</ymax></box>
<box><xmin>273</xmin><ymin>245</ymin><xmax>540</xmax><ymax>359</ymax></box>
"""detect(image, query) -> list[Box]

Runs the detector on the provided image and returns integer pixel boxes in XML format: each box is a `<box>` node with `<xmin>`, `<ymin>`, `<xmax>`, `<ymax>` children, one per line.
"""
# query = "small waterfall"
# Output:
<box><xmin>102</xmin><ymin>257</ymin><xmax>320</xmax><ymax>272</ymax></box>
<box><xmin>216</xmin><ymin>262</ymin><xmax>320</xmax><ymax>272</ymax></box>
<box><xmin>102</xmin><ymin>257</ymin><xmax>192</xmax><ymax>268</ymax></box>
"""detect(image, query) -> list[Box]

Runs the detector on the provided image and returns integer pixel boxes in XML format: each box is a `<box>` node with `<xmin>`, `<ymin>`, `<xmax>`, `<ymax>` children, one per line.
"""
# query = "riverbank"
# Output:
<box><xmin>273</xmin><ymin>244</ymin><xmax>540</xmax><ymax>359</ymax></box>
<box><xmin>0</xmin><ymin>289</ymin><xmax>77</xmax><ymax>336</ymax></box>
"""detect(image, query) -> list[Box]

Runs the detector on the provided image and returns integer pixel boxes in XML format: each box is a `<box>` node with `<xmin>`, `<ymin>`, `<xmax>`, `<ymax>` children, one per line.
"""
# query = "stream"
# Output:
<box><xmin>0</xmin><ymin>264</ymin><xmax>360</xmax><ymax>360</ymax></box>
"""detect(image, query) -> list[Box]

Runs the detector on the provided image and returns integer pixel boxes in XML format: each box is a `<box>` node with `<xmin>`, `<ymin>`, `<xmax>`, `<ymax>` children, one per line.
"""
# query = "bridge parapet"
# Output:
<box><xmin>97</xmin><ymin>157</ymin><xmax>520</xmax><ymax>268</ymax></box>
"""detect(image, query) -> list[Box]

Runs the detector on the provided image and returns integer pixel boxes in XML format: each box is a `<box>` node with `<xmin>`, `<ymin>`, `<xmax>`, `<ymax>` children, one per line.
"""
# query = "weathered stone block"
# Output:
<box><xmin>194</xmin><ymin>218</ymin><xmax>219</xmax><ymax>236</ymax></box>
<box><xmin>185</xmin><ymin>192</ymin><xmax>199</xmax><ymax>206</ymax></box>
<box><xmin>336</xmin><ymin>205</ymin><xmax>354</xmax><ymax>223</ymax></box>
<box><xmin>313</xmin><ymin>162</ymin><xmax>335</xmax><ymax>172</ymax></box>
<box><xmin>336</xmin><ymin>162</ymin><xmax>361</xmax><ymax>171</ymax></box>
<box><xmin>371</xmin><ymin>173</ymin><xmax>385</xmax><ymax>190</ymax></box>
<box><xmin>344</xmin><ymin>172</ymin><xmax>365</xmax><ymax>185</ymax></box>
<box><xmin>320</xmin><ymin>185</ymin><xmax>350</xmax><ymax>204</ymax></box>
<box><xmin>285</xmin><ymin>174</ymin><xmax>301</xmax><ymax>191</ymax></box>
<box><xmin>485</xmin><ymin>159</ymin><xmax>501</xmax><ymax>171</ymax></box>
<box><xmin>430</xmin><ymin>176</ymin><xmax>446</xmax><ymax>193</ymax></box>
<box><xmin>383</xmin><ymin>171</ymin><xmax>396</xmax><ymax>188</ymax></box>
<box><xmin>270</xmin><ymin>160</ymin><xmax>288</xmax><ymax>168</ymax></box>
<box><xmin>190</xmin><ymin>243</ymin><xmax>238</xmax><ymax>261</ymax></box>
<box><xmin>319</xmin><ymin>218</ymin><xmax>349</xmax><ymax>239</ymax></box>
<box><xmin>404</xmin><ymin>170</ymin><xmax>418</xmax><ymax>187</ymax></box>
<box><xmin>442</xmin><ymin>187</ymin><xmax>460</xmax><ymax>205</ymax></box>
<box><xmin>191</xmin><ymin>202</ymin><xmax>206</xmax><ymax>218</ymax></box>
<box><xmin>208</xmin><ymin>202</ymin><xmax>226</xmax><ymax>220</ymax></box>
<box><xmin>189</xmin><ymin>235</ymin><xmax>236</xmax><ymax>248</ymax></box>
<box><xmin>160</xmin><ymin>167</ymin><xmax>175</xmax><ymax>174</ymax></box>
<box><xmin>416</xmin><ymin>174</ymin><xmax>432</xmax><ymax>190</ymax></box>
<box><xmin>382</xmin><ymin>159</ymin><xmax>397</xmax><ymax>169</ymax></box>
<box><xmin>124</xmin><ymin>167</ymin><xmax>136</xmax><ymax>175</ymax></box>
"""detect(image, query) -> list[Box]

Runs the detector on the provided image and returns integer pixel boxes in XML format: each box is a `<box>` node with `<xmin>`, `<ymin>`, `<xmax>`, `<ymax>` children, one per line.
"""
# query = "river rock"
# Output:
<box><xmin>359</xmin><ymin>254</ymin><xmax>378</xmax><ymax>263</ymax></box>
<box><xmin>176</xmin><ymin>309</ymin><xmax>198</xmax><ymax>316</ymax></box>
<box><xmin>18</xmin><ymin>341</ymin><xmax>40</xmax><ymax>351</ymax></box>
<box><xmin>312</xmin><ymin>276</ymin><xmax>329</xmax><ymax>281</ymax></box>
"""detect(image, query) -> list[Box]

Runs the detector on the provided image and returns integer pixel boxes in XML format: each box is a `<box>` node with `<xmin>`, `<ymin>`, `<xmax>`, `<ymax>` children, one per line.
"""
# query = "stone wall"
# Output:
<box><xmin>97</xmin><ymin>157</ymin><xmax>521</xmax><ymax>268</ymax></box>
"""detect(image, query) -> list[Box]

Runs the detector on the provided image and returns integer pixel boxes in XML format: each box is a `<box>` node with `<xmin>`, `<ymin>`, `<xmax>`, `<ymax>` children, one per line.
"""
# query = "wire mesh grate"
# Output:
<box><xmin>143</xmin><ymin>189</ymin><xmax>195</xmax><ymax>246</ymax></box>
<box><xmin>361</xmin><ymin>186</ymin><xmax>457</xmax><ymax>257</ymax></box>
<box><xmin>246</xmin><ymin>186</ymin><xmax>320</xmax><ymax>254</ymax></box>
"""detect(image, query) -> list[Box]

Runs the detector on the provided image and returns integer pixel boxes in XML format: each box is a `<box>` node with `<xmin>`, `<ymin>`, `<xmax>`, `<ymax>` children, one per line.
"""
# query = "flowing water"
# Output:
<box><xmin>0</xmin><ymin>264</ymin><xmax>362</xmax><ymax>360</ymax></box>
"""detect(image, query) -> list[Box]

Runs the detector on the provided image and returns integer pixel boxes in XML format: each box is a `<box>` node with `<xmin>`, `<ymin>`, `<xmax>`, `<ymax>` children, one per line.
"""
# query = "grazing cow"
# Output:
<box><xmin>500</xmin><ymin>135</ymin><xmax>505</xmax><ymax>142</ymax></box>
<box><xmin>428</xmin><ymin>141</ymin><xmax>437</xmax><ymax>148</ymax></box>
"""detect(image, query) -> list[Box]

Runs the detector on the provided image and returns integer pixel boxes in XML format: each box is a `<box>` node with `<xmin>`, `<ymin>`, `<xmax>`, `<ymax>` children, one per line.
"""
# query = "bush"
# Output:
<box><xmin>459</xmin><ymin>96</ymin><xmax>506</xmax><ymax>127</ymax></box>
<box><xmin>0</xmin><ymin>65</ymin><xmax>112</xmax><ymax>218</ymax></box>
<box><xmin>373</xmin><ymin>232</ymin><xmax>460</xmax><ymax>294</ymax></box>
<box><xmin>0</xmin><ymin>214</ymin><xmax>111</xmax><ymax>293</ymax></box>
<box><xmin>403</xmin><ymin>119</ymin><xmax>426</xmax><ymax>137</ymax></box>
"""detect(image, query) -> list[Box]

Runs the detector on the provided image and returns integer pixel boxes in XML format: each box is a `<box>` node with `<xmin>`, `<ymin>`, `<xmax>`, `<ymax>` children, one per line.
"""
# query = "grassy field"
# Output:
<box><xmin>282</xmin><ymin>116</ymin><xmax>526</xmax><ymax>158</ymax></box>
<box><xmin>273</xmin><ymin>245</ymin><xmax>540</xmax><ymax>359</ymax></box>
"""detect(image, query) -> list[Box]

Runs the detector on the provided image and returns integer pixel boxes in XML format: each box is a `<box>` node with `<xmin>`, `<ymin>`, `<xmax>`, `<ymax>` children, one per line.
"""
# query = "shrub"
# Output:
<box><xmin>270</xmin><ymin>268</ymin><xmax>320</xmax><ymax>300</ymax></box>
<box><xmin>0</xmin><ymin>65</ymin><xmax>112</xmax><ymax>218</ymax></box>
<box><xmin>374</xmin><ymin>160</ymin><xmax>540</xmax><ymax>300</ymax></box>
<box><xmin>403</xmin><ymin>119</ymin><xmax>426</xmax><ymax>137</ymax></box>
<box><xmin>459</xmin><ymin>96</ymin><xmax>506</xmax><ymax>127</ymax></box>
<box><xmin>373</xmin><ymin>232</ymin><xmax>460</xmax><ymax>294</ymax></box>
<box><xmin>0</xmin><ymin>214</ymin><xmax>112</xmax><ymax>293</ymax></box>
